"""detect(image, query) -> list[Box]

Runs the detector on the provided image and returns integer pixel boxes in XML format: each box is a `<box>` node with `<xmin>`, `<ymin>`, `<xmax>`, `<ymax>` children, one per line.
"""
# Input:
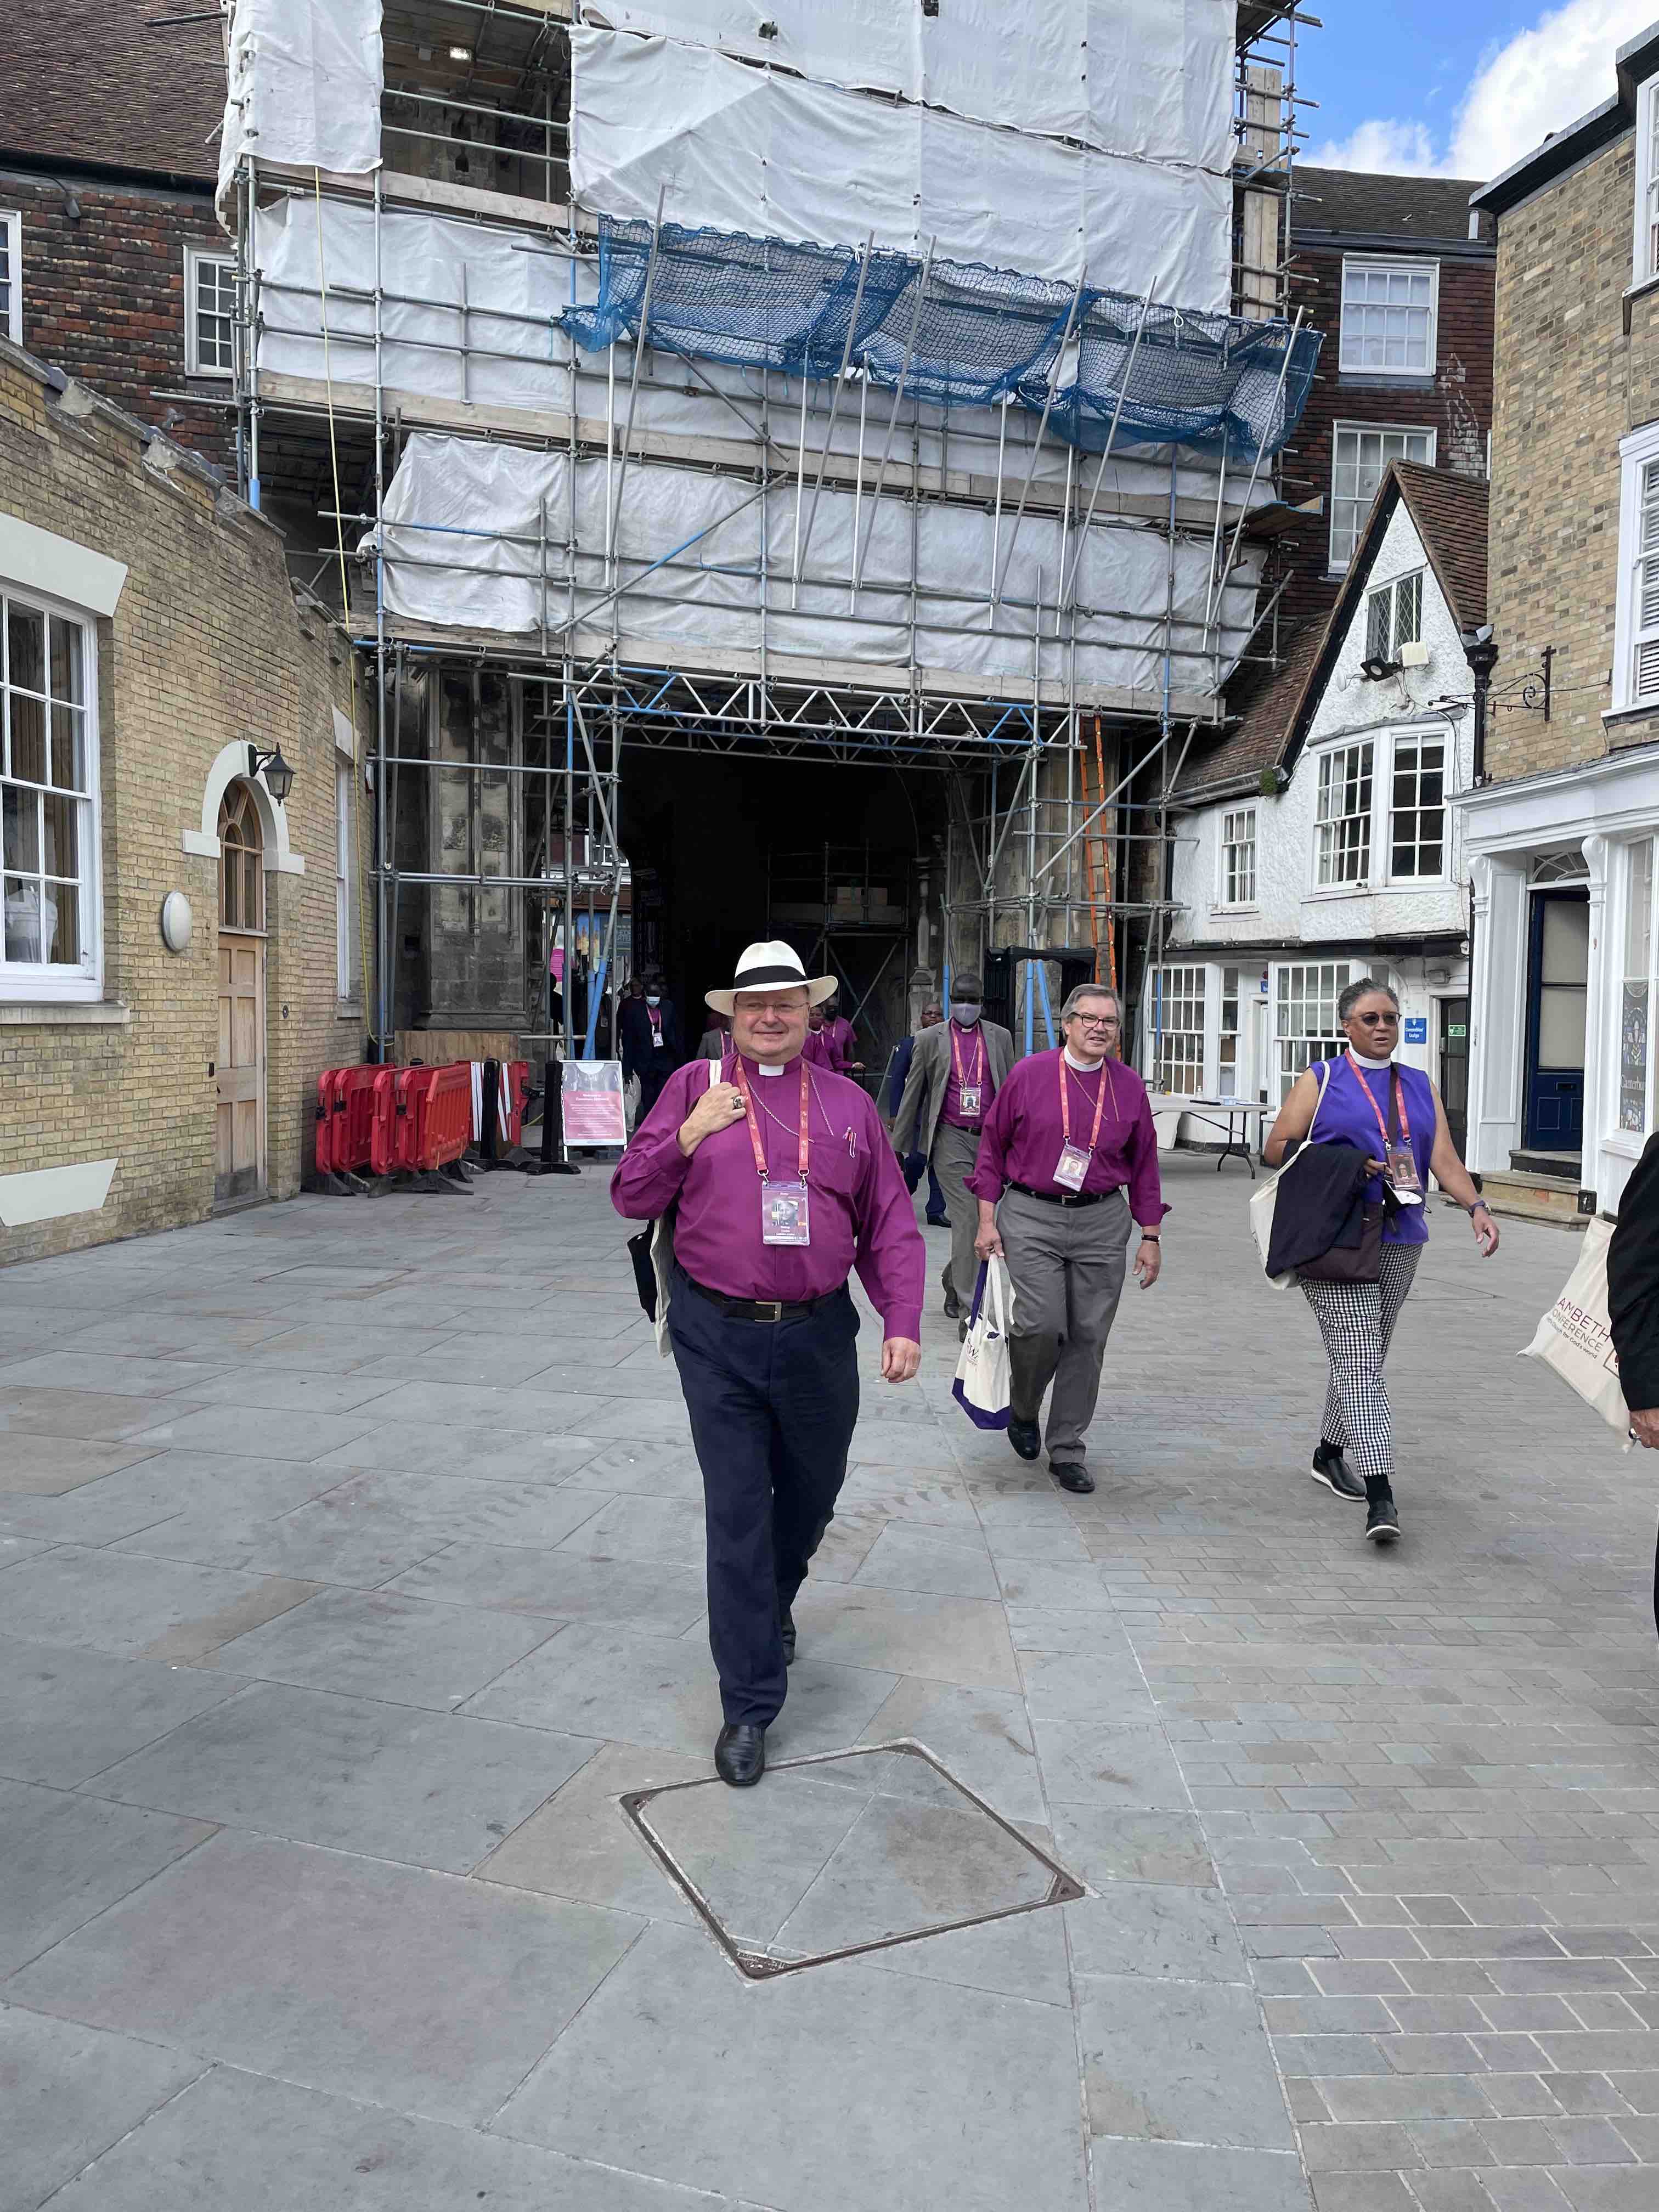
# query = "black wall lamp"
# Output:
<box><xmin>247</xmin><ymin>742</ymin><xmax>295</xmax><ymax>804</ymax></box>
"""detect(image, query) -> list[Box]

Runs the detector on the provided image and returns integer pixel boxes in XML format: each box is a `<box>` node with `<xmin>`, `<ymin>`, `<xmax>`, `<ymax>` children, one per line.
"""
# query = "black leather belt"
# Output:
<box><xmin>681</xmin><ymin>1272</ymin><xmax>842</xmax><ymax>1324</ymax></box>
<box><xmin>1008</xmin><ymin>1181</ymin><xmax>1121</xmax><ymax>1210</ymax></box>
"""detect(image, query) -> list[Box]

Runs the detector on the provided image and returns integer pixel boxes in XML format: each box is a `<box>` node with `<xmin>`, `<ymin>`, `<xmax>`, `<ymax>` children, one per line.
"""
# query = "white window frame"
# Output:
<box><xmin>1385</xmin><ymin>730</ymin><xmax>1448</xmax><ymax>885</ymax></box>
<box><xmin>1614</xmin><ymin>420</ymin><xmax>1659</xmax><ymax>712</ymax></box>
<box><xmin>1635</xmin><ymin>77</ymin><xmax>1659</xmax><ymax>287</ymax></box>
<box><xmin>1</xmin><ymin>583</ymin><xmax>103</xmax><ymax>1005</ymax></box>
<box><xmin>1365</xmin><ymin>570</ymin><xmax>1424</xmax><ymax>663</ymax></box>
<box><xmin>1149</xmin><ymin>964</ymin><xmax>1207</xmax><ymax>1095</ymax></box>
<box><xmin>0</xmin><ymin>211</ymin><xmax>21</xmax><ymax>346</ymax></box>
<box><xmin>1339</xmin><ymin>256</ymin><xmax>1440</xmax><ymax>379</ymax></box>
<box><xmin>1329</xmin><ymin>422</ymin><xmax>1436</xmax><ymax>572</ymax></box>
<box><xmin>184</xmin><ymin>245</ymin><xmax>236</xmax><ymax>378</ymax></box>
<box><xmin>1218</xmin><ymin>805</ymin><xmax>1257</xmax><ymax>910</ymax></box>
<box><xmin>1314</xmin><ymin>740</ymin><xmax>1374</xmax><ymax>889</ymax></box>
<box><xmin>1274</xmin><ymin>961</ymin><xmax>1354</xmax><ymax>1104</ymax></box>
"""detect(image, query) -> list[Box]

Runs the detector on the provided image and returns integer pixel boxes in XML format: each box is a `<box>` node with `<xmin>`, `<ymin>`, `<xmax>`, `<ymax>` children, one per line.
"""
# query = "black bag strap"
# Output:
<box><xmin>1388</xmin><ymin>1065</ymin><xmax>1402</xmax><ymax>1146</ymax></box>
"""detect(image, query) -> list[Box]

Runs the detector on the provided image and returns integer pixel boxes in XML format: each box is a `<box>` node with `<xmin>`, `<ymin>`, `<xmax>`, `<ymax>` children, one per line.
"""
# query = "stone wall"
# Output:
<box><xmin>0</xmin><ymin>340</ymin><xmax>371</xmax><ymax>1264</ymax></box>
<box><xmin>1485</xmin><ymin>131</ymin><xmax>1659</xmax><ymax>781</ymax></box>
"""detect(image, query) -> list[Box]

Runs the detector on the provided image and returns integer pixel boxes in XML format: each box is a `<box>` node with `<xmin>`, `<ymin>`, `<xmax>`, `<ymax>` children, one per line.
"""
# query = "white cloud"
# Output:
<box><xmin>1306</xmin><ymin>119</ymin><xmax>1445</xmax><ymax>174</ymax></box>
<box><xmin>1310</xmin><ymin>0</ymin><xmax>1659</xmax><ymax>185</ymax></box>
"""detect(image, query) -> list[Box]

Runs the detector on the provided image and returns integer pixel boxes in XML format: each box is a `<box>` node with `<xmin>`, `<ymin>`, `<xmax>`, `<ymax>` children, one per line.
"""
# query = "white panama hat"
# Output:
<box><xmin>705</xmin><ymin>939</ymin><xmax>837</xmax><ymax>1017</ymax></box>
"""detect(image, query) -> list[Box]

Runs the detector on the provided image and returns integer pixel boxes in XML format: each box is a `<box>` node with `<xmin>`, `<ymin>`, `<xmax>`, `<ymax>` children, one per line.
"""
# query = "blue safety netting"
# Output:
<box><xmin>1028</xmin><ymin>295</ymin><xmax>1323</xmax><ymax>467</ymax></box>
<box><xmin>563</xmin><ymin>215</ymin><xmax>1322</xmax><ymax>466</ymax></box>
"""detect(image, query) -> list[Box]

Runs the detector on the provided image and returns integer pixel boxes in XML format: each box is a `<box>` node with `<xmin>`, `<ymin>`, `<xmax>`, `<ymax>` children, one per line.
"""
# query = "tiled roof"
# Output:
<box><xmin>1</xmin><ymin>0</ymin><xmax>224</xmax><ymax>187</ymax></box>
<box><xmin>1295</xmin><ymin>166</ymin><xmax>1491</xmax><ymax>246</ymax></box>
<box><xmin>1175</xmin><ymin>463</ymin><xmax>1489</xmax><ymax>803</ymax></box>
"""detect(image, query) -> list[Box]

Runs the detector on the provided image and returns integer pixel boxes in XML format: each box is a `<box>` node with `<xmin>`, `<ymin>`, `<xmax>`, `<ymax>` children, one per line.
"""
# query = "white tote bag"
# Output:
<box><xmin>1249</xmin><ymin>1059</ymin><xmax>1335</xmax><ymax>1289</ymax></box>
<box><xmin>1519</xmin><ymin>1217</ymin><xmax>1631</xmax><ymax>1438</ymax></box>
<box><xmin>953</xmin><ymin>1256</ymin><xmax>1014</xmax><ymax>1430</ymax></box>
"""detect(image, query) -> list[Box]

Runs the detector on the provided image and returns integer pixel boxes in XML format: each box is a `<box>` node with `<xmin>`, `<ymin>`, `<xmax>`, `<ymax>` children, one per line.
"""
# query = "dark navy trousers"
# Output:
<box><xmin>667</xmin><ymin>1266</ymin><xmax>860</xmax><ymax>1728</ymax></box>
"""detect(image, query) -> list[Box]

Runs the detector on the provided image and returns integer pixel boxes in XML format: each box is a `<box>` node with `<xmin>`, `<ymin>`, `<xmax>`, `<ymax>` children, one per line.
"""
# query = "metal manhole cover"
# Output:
<box><xmin>620</xmin><ymin>1737</ymin><xmax>1085</xmax><ymax>1982</ymax></box>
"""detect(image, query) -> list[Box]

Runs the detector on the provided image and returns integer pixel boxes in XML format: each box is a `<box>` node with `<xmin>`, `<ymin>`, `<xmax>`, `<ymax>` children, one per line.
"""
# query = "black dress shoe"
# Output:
<box><xmin>926</xmin><ymin>1213</ymin><xmax>949</xmax><ymax>1228</ymax></box>
<box><xmin>1007</xmin><ymin>1417</ymin><xmax>1041</xmax><ymax>1461</ymax></box>
<box><xmin>714</xmin><ymin>1722</ymin><xmax>767</xmax><ymax>1787</ymax></box>
<box><xmin>1311</xmin><ymin>1439</ymin><xmax>1365</xmax><ymax>1502</ymax></box>
<box><xmin>780</xmin><ymin>1607</ymin><xmax>797</xmax><ymax>1666</ymax></box>
<box><xmin>941</xmin><ymin>1264</ymin><xmax>963</xmax><ymax>1321</ymax></box>
<box><xmin>1051</xmin><ymin>1462</ymin><xmax>1096</xmax><ymax>1495</ymax></box>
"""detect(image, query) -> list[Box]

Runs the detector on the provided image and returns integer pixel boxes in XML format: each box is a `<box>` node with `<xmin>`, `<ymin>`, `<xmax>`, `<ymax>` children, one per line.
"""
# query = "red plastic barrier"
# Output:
<box><xmin>368</xmin><ymin>1066</ymin><xmax>405</xmax><ymax>1177</ymax></box>
<box><xmin>503</xmin><ymin>1059</ymin><xmax>530</xmax><ymax>1147</ymax></box>
<box><xmin>314</xmin><ymin>1070</ymin><xmax>341</xmax><ymax>1175</ymax></box>
<box><xmin>408</xmin><ymin>1063</ymin><xmax>474</xmax><ymax>1172</ymax></box>
<box><xmin>328</xmin><ymin>1066</ymin><xmax>382</xmax><ymax>1176</ymax></box>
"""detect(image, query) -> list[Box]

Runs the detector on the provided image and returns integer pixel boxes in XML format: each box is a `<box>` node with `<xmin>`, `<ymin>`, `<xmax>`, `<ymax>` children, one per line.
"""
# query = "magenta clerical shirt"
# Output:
<box><xmin>940</xmin><ymin>1017</ymin><xmax>994</xmax><ymax>1131</ymax></box>
<box><xmin>967</xmin><ymin>1048</ymin><xmax>1168</xmax><ymax>1227</ymax></box>
<box><xmin>610</xmin><ymin>1052</ymin><xmax>925</xmax><ymax>1341</ymax></box>
<box><xmin>822</xmin><ymin>1014</ymin><xmax>858</xmax><ymax>1070</ymax></box>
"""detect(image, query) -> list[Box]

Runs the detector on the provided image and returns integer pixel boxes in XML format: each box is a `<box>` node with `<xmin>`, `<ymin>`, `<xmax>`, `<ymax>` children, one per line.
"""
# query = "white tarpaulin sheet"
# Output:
<box><xmin>582</xmin><ymin>1</ymin><xmax>1235</xmax><ymax>171</ymax></box>
<box><xmin>569</xmin><ymin>29</ymin><xmax>1232</xmax><ymax>306</ymax></box>
<box><xmin>376</xmin><ymin>434</ymin><xmax>1259</xmax><ymax>703</ymax></box>
<box><xmin>254</xmin><ymin>199</ymin><xmax>577</xmax><ymax>408</ymax></box>
<box><xmin>218</xmin><ymin>0</ymin><xmax>382</xmax><ymax>216</ymax></box>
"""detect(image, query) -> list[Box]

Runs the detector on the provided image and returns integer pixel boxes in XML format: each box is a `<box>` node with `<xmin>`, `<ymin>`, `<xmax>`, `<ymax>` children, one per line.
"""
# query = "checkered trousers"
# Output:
<box><xmin>1299</xmin><ymin>1244</ymin><xmax>1422</xmax><ymax>1482</ymax></box>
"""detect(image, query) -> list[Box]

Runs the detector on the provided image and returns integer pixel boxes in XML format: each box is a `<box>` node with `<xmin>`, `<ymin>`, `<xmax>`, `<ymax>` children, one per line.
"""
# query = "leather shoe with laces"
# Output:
<box><xmin>1007</xmin><ymin>1416</ymin><xmax>1041</xmax><ymax>1461</ymax></box>
<box><xmin>1364</xmin><ymin>1488</ymin><xmax>1401</xmax><ymax>1545</ymax></box>
<box><xmin>714</xmin><ymin>1723</ymin><xmax>767</xmax><ymax>1787</ymax></box>
<box><xmin>1051</xmin><ymin>1462</ymin><xmax>1095</xmax><ymax>1495</ymax></box>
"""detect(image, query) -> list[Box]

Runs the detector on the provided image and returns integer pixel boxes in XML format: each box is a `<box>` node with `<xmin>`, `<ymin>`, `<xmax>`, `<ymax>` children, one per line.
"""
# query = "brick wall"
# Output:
<box><xmin>1484</xmin><ymin>134</ymin><xmax>1658</xmax><ymax>783</ymax></box>
<box><xmin>1280</xmin><ymin>241</ymin><xmax>1495</xmax><ymax>630</ymax></box>
<box><xmin>1</xmin><ymin>167</ymin><xmax>233</xmax><ymax>477</ymax></box>
<box><xmin>0</xmin><ymin>341</ymin><xmax>373</xmax><ymax>1265</ymax></box>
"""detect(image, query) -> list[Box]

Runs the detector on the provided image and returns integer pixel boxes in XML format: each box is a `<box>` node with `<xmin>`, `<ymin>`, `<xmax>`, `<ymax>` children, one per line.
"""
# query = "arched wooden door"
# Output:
<box><xmin>216</xmin><ymin>782</ymin><xmax>267</xmax><ymax>1203</ymax></box>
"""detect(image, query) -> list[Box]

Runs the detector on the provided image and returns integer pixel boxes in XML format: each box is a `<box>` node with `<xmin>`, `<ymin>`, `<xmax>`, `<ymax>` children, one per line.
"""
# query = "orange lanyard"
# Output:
<box><xmin>1058</xmin><ymin>1052</ymin><xmax>1114</xmax><ymax>1152</ymax></box>
<box><xmin>1345</xmin><ymin>1052</ymin><xmax>1408</xmax><ymax>1147</ymax></box>
<box><xmin>950</xmin><ymin>1021</ymin><xmax>985</xmax><ymax>1092</ymax></box>
<box><xmin>732</xmin><ymin>1058</ymin><xmax>810</xmax><ymax>1183</ymax></box>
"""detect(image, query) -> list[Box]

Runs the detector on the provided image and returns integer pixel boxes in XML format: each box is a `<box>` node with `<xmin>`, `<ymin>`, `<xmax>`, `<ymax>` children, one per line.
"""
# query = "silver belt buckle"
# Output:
<box><xmin>754</xmin><ymin>1299</ymin><xmax>783</xmax><ymax>1323</ymax></box>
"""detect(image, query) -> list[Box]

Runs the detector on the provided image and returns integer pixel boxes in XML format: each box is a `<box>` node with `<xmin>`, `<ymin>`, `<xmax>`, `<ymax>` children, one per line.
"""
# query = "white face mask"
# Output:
<box><xmin>645</xmin><ymin>995</ymin><xmax>661</xmax><ymax>1007</ymax></box>
<box><xmin>950</xmin><ymin>1002</ymin><xmax>981</xmax><ymax>1026</ymax></box>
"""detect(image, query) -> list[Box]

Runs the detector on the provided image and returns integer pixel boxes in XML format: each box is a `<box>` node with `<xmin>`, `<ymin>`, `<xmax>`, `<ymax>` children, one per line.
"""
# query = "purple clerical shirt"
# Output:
<box><xmin>940</xmin><ymin>1017</ymin><xmax>994</xmax><ymax>1131</ymax></box>
<box><xmin>967</xmin><ymin>1048</ymin><xmax>1168</xmax><ymax>1226</ymax></box>
<box><xmin>802</xmin><ymin>1026</ymin><xmax>836</xmax><ymax>1070</ymax></box>
<box><xmin>610</xmin><ymin>1052</ymin><xmax>926</xmax><ymax>1340</ymax></box>
<box><xmin>822</xmin><ymin>1015</ymin><xmax>858</xmax><ymax>1070</ymax></box>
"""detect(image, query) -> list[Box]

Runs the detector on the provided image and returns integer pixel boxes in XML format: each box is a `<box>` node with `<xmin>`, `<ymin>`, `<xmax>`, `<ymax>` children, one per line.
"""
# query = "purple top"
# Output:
<box><xmin>822</xmin><ymin>1015</ymin><xmax>859</xmax><ymax>1070</ymax></box>
<box><xmin>610</xmin><ymin>1051</ymin><xmax>926</xmax><ymax>1340</ymax></box>
<box><xmin>967</xmin><ymin>1049</ymin><xmax>1168</xmax><ymax>1227</ymax></box>
<box><xmin>941</xmin><ymin>1018</ymin><xmax>994</xmax><ymax>1132</ymax></box>
<box><xmin>1307</xmin><ymin>1054</ymin><xmax>1436</xmax><ymax>1246</ymax></box>
<box><xmin>802</xmin><ymin>1026</ymin><xmax>837</xmax><ymax>1070</ymax></box>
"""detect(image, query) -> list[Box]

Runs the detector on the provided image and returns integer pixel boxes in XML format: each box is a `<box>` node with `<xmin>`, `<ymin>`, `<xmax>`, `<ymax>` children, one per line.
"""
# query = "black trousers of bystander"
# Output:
<box><xmin>668</xmin><ymin>1267</ymin><xmax>860</xmax><ymax>1728</ymax></box>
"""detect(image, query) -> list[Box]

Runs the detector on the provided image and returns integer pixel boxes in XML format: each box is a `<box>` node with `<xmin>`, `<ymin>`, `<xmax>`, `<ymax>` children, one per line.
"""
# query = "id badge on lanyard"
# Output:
<box><xmin>1347</xmin><ymin>1052</ymin><xmax>1423</xmax><ymax>1206</ymax></box>
<box><xmin>763</xmin><ymin>1180</ymin><xmax>811</xmax><ymax>1245</ymax></box>
<box><xmin>1053</xmin><ymin>1054</ymin><xmax>1112</xmax><ymax>1193</ymax></box>
<box><xmin>734</xmin><ymin>1060</ymin><xmax>814</xmax><ymax>1246</ymax></box>
<box><xmin>952</xmin><ymin>1023</ymin><xmax>986</xmax><ymax>1125</ymax></box>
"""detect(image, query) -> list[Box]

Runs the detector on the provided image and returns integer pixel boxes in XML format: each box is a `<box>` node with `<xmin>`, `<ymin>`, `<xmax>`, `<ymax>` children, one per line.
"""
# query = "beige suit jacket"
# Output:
<box><xmin>892</xmin><ymin>1019</ymin><xmax>1015</xmax><ymax>1160</ymax></box>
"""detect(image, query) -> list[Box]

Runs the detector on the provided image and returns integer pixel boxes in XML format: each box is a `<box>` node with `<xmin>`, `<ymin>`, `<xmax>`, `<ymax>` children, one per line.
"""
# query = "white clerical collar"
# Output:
<box><xmin>756</xmin><ymin>1062</ymin><xmax>786</xmax><ymax>1076</ymax></box>
<box><xmin>1063</xmin><ymin>1047</ymin><xmax>1104</xmax><ymax>1073</ymax></box>
<box><xmin>1351</xmin><ymin>1050</ymin><xmax>1393</xmax><ymax>1070</ymax></box>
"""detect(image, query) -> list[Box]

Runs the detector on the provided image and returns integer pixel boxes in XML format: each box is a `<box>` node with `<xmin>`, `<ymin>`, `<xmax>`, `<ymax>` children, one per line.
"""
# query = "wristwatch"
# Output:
<box><xmin>1465</xmin><ymin>1199</ymin><xmax>1491</xmax><ymax>1215</ymax></box>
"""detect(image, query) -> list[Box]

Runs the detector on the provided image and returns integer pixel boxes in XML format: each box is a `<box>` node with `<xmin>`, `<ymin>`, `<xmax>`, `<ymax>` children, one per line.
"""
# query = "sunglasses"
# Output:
<box><xmin>1353</xmin><ymin>1012</ymin><xmax>1400</xmax><ymax>1025</ymax></box>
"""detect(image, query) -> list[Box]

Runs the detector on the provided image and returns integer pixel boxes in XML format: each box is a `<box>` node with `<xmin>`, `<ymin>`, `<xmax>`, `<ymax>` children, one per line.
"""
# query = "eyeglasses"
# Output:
<box><xmin>1353</xmin><ymin>1012</ymin><xmax>1399</xmax><ymax>1026</ymax></box>
<box><xmin>1074</xmin><ymin>1017</ymin><xmax>1120</xmax><ymax>1031</ymax></box>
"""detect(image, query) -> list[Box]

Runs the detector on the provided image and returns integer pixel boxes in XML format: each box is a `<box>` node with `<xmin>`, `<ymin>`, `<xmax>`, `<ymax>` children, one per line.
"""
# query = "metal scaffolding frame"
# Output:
<box><xmin>218</xmin><ymin>0</ymin><xmax>1316</xmax><ymax>1079</ymax></box>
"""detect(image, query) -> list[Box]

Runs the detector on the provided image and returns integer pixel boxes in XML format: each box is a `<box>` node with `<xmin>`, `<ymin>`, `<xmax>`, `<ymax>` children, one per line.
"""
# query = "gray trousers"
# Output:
<box><xmin>998</xmin><ymin>1186</ymin><xmax>1131</xmax><ymax>1467</ymax></box>
<box><xmin>931</xmin><ymin>1120</ymin><xmax>984</xmax><ymax>1309</ymax></box>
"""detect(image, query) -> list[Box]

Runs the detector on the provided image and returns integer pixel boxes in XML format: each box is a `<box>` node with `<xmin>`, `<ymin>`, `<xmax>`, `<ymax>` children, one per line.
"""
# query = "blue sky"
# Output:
<box><xmin>1306</xmin><ymin>0</ymin><xmax>1659</xmax><ymax>182</ymax></box>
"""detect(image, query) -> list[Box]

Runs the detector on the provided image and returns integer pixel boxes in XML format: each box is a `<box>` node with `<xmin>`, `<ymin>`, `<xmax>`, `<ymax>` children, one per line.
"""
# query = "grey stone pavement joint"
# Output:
<box><xmin>0</xmin><ymin>1159</ymin><xmax>1655</xmax><ymax>2211</ymax></box>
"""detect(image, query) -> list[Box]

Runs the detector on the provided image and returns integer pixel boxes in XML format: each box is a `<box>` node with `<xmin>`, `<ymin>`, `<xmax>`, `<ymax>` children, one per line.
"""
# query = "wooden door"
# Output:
<box><xmin>1524</xmin><ymin>890</ymin><xmax>1588</xmax><ymax>1152</ymax></box>
<box><xmin>216</xmin><ymin>783</ymin><xmax>267</xmax><ymax>1204</ymax></box>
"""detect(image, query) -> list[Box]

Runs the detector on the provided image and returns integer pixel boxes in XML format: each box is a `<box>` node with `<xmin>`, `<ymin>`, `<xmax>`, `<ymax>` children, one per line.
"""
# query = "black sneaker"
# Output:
<box><xmin>941</xmin><ymin>1265</ymin><xmax>963</xmax><ymax>1322</ymax></box>
<box><xmin>1311</xmin><ymin>1440</ymin><xmax>1365</xmax><ymax>1503</ymax></box>
<box><xmin>1364</xmin><ymin>1488</ymin><xmax>1401</xmax><ymax>1544</ymax></box>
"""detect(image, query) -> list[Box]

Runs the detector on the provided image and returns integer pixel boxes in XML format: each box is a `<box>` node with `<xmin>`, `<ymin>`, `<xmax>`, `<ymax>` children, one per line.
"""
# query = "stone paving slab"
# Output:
<box><xmin>0</xmin><ymin>1160</ymin><xmax>1654</xmax><ymax>2210</ymax></box>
